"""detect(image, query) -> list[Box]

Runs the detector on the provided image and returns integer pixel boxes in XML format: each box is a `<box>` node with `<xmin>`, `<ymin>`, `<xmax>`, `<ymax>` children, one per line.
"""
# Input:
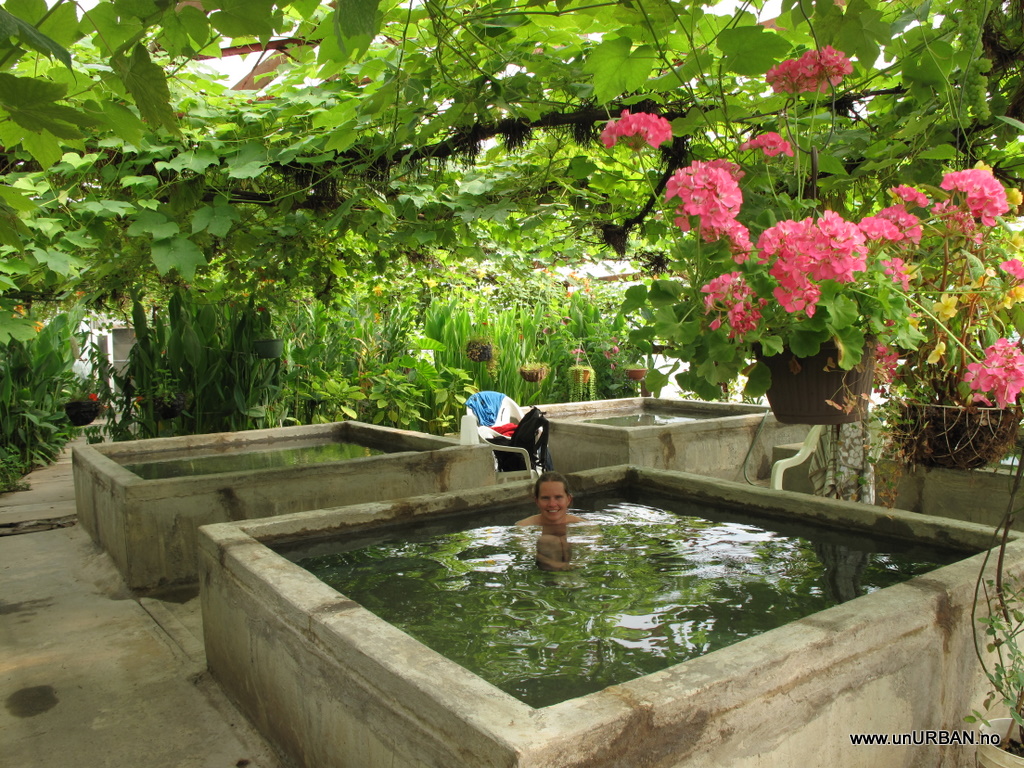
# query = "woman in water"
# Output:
<box><xmin>517</xmin><ymin>472</ymin><xmax>583</xmax><ymax>570</ymax></box>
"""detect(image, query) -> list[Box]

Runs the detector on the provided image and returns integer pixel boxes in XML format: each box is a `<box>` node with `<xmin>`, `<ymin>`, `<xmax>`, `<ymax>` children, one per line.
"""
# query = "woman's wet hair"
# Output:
<box><xmin>533</xmin><ymin>471</ymin><xmax>572</xmax><ymax>498</ymax></box>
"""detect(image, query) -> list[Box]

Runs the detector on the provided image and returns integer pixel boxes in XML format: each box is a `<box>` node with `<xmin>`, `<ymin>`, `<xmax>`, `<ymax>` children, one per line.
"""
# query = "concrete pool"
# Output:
<box><xmin>74</xmin><ymin>420</ymin><xmax>497</xmax><ymax>592</ymax></box>
<box><xmin>541</xmin><ymin>398</ymin><xmax>809</xmax><ymax>479</ymax></box>
<box><xmin>198</xmin><ymin>465</ymin><xmax>1009</xmax><ymax>768</ymax></box>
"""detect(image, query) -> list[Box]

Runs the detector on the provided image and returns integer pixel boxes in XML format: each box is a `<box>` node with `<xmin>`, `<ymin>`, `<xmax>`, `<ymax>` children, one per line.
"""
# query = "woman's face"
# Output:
<box><xmin>534</xmin><ymin>480</ymin><xmax>572</xmax><ymax>523</ymax></box>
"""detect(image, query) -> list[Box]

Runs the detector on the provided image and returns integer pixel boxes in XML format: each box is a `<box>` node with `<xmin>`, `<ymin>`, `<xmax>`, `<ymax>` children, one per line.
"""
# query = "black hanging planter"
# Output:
<box><xmin>154</xmin><ymin>393</ymin><xmax>187</xmax><ymax>420</ymax></box>
<box><xmin>253</xmin><ymin>338</ymin><xmax>284</xmax><ymax>359</ymax></box>
<box><xmin>465</xmin><ymin>339</ymin><xmax>494</xmax><ymax>363</ymax></box>
<box><xmin>758</xmin><ymin>342</ymin><xmax>875</xmax><ymax>425</ymax></box>
<box><xmin>64</xmin><ymin>400</ymin><xmax>102</xmax><ymax>427</ymax></box>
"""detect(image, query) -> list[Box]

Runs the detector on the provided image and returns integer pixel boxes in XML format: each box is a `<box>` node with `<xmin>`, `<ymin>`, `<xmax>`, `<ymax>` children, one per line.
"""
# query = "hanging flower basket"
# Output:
<box><xmin>894</xmin><ymin>402</ymin><xmax>1022</xmax><ymax>470</ymax></box>
<box><xmin>569</xmin><ymin>365</ymin><xmax>592</xmax><ymax>384</ymax></box>
<box><xmin>625</xmin><ymin>367</ymin><xmax>648</xmax><ymax>381</ymax></box>
<box><xmin>154</xmin><ymin>393</ymin><xmax>188</xmax><ymax>420</ymax></box>
<box><xmin>465</xmin><ymin>338</ymin><xmax>494</xmax><ymax>363</ymax></box>
<box><xmin>758</xmin><ymin>343</ymin><xmax>875</xmax><ymax>425</ymax></box>
<box><xmin>519</xmin><ymin>364</ymin><xmax>549</xmax><ymax>383</ymax></box>
<box><xmin>64</xmin><ymin>400</ymin><xmax>102</xmax><ymax>427</ymax></box>
<box><xmin>253</xmin><ymin>338</ymin><xmax>284</xmax><ymax>359</ymax></box>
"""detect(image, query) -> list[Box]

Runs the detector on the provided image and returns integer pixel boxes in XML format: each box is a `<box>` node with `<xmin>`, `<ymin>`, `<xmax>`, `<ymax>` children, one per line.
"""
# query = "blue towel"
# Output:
<box><xmin>466</xmin><ymin>391</ymin><xmax>506</xmax><ymax>427</ymax></box>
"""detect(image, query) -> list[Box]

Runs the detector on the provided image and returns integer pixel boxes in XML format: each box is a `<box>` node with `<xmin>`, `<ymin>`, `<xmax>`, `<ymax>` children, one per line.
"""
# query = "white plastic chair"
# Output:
<box><xmin>461</xmin><ymin>394</ymin><xmax>537</xmax><ymax>481</ymax></box>
<box><xmin>770</xmin><ymin>424</ymin><xmax>823</xmax><ymax>490</ymax></box>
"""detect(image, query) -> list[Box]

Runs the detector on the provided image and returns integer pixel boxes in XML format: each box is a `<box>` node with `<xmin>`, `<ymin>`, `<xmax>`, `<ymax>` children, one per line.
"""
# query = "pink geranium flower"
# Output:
<box><xmin>964</xmin><ymin>338</ymin><xmax>1024</xmax><ymax>408</ymax></box>
<box><xmin>701</xmin><ymin>272</ymin><xmax>766</xmax><ymax>338</ymax></box>
<box><xmin>859</xmin><ymin>215</ymin><xmax>903</xmax><ymax>242</ymax></box>
<box><xmin>891</xmin><ymin>185</ymin><xmax>929</xmax><ymax>209</ymax></box>
<box><xmin>739</xmin><ymin>132</ymin><xmax>794</xmax><ymax>157</ymax></box>
<box><xmin>601</xmin><ymin>110</ymin><xmax>673</xmax><ymax>150</ymax></box>
<box><xmin>874</xmin><ymin>205</ymin><xmax>924</xmax><ymax>245</ymax></box>
<box><xmin>882</xmin><ymin>257</ymin><xmax>912</xmax><ymax>291</ymax></box>
<box><xmin>1001</xmin><ymin>259</ymin><xmax>1024</xmax><ymax>281</ymax></box>
<box><xmin>940</xmin><ymin>168</ymin><xmax>1009</xmax><ymax>226</ymax></box>
<box><xmin>766</xmin><ymin>46</ymin><xmax>853</xmax><ymax>94</ymax></box>
<box><xmin>665</xmin><ymin>160</ymin><xmax>744</xmax><ymax>243</ymax></box>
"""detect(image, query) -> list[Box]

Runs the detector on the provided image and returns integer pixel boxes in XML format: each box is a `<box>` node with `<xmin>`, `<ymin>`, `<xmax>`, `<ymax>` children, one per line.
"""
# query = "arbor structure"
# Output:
<box><xmin>1</xmin><ymin>0</ymin><xmax>1022</xmax><ymax>342</ymax></box>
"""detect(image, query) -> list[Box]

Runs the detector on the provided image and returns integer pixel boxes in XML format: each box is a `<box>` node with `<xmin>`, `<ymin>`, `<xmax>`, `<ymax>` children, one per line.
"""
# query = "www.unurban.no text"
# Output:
<box><xmin>849</xmin><ymin>731</ymin><xmax>1000</xmax><ymax>746</ymax></box>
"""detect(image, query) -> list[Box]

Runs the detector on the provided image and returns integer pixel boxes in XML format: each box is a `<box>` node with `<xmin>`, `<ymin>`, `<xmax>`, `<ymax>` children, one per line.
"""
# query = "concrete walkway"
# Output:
<box><xmin>0</xmin><ymin>439</ymin><xmax>282</xmax><ymax>768</ymax></box>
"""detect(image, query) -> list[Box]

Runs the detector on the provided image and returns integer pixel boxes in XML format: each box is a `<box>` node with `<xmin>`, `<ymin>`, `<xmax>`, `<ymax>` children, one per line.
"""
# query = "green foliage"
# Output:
<box><xmin>91</xmin><ymin>291</ymin><xmax>286</xmax><ymax>439</ymax></box>
<box><xmin>5</xmin><ymin>0</ymin><xmax>1024</xmax><ymax>338</ymax></box>
<box><xmin>0</xmin><ymin>444</ymin><xmax>30</xmax><ymax>493</ymax></box>
<box><xmin>0</xmin><ymin>309</ymin><xmax>81</xmax><ymax>480</ymax></box>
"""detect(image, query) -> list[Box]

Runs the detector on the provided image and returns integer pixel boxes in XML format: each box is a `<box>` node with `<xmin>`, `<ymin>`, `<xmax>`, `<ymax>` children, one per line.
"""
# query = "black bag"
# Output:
<box><xmin>488</xmin><ymin>407</ymin><xmax>553</xmax><ymax>472</ymax></box>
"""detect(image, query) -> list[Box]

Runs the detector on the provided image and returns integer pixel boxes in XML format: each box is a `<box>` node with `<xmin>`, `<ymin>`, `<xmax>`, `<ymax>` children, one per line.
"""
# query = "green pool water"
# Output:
<box><xmin>580</xmin><ymin>411</ymin><xmax>710</xmax><ymax>426</ymax></box>
<box><xmin>291</xmin><ymin>493</ymin><xmax>968</xmax><ymax>708</ymax></box>
<box><xmin>123</xmin><ymin>441</ymin><xmax>387</xmax><ymax>479</ymax></box>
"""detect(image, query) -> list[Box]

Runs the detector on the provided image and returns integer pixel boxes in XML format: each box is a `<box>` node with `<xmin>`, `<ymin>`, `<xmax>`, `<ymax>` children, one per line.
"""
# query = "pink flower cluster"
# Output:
<box><xmin>881</xmin><ymin>257</ymin><xmax>912</xmax><ymax>290</ymax></box>
<box><xmin>939</xmin><ymin>169</ymin><xmax>1010</xmax><ymax>226</ymax></box>
<box><xmin>601</xmin><ymin>110</ymin><xmax>673</xmax><ymax>150</ymax></box>
<box><xmin>1001</xmin><ymin>259</ymin><xmax>1024</xmax><ymax>281</ymax></box>
<box><xmin>739</xmin><ymin>132</ymin><xmax>794</xmax><ymax>157</ymax></box>
<box><xmin>867</xmin><ymin>204</ymin><xmax>924</xmax><ymax>245</ymax></box>
<box><xmin>891</xmin><ymin>185</ymin><xmax>929</xmax><ymax>208</ymax></box>
<box><xmin>964</xmin><ymin>338</ymin><xmax>1024</xmax><ymax>408</ymax></box>
<box><xmin>665</xmin><ymin>160</ymin><xmax>752</xmax><ymax>256</ymax></box>
<box><xmin>874</xmin><ymin>343</ymin><xmax>902</xmax><ymax>387</ymax></box>
<box><xmin>757</xmin><ymin>211</ymin><xmax>867</xmax><ymax>314</ymax></box>
<box><xmin>701</xmin><ymin>272</ymin><xmax>766</xmax><ymax>338</ymax></box>
<box><xmin>765</xmin><ymin>46</ymin><xmax>853</xmax><ymax>94</ymax></box>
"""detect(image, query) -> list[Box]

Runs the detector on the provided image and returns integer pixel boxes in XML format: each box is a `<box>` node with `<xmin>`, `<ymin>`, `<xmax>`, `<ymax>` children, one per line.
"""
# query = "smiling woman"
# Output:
<box><xmin>516</xmin><ymin>471</ymin><xmax>584</xmax><ymax>526</ymax></box>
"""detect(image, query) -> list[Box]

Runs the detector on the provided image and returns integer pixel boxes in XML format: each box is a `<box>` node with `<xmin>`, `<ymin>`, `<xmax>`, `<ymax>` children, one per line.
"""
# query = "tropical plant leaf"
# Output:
<box><xmin>209</xmin><ymin>0</ymin><xmax>277</xmax><ymax>37</ymax></box>
<box><xmin>112</xmin><ymin>44</ymin><xmax>179</xmax><ymax>136</ymax></box>
<box><xmin>335</xmin><ymin>0</ymin><xmax>380</xmax><ymax>39</ymax></box>
<box><xmin>0</xmin><ymin>7</ymin><xmax>72</xmax><ymax>69</ymax></box>
<box><xmin>151</xmin><ymin>235</ymin><xmax>207</xmax><ymax>279</ymax></box>
<box><xmin>716</xmin><ymin>26</ymin><xmax>791</xmax><ymax>76</ymax></box>
<box><xmin>584</xmin><ymin>37</ymin><xmax>656</xmax><ymax>105</ymax></box>
<box><xmin>191</xmin><ymin>203</ymin><xmax>240</xmax><ymax>237</ymax></box>
<box><xmin>0</xmin><ymin>74</ymin><xmax>95</xmax><ymax>139</ymax></box>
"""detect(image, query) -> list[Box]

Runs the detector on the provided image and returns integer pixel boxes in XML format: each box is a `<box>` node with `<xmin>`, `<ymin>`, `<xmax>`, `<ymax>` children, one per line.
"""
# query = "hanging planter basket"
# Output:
<box><xmin>569</xmin><ymin>365</ymin><xmax>593</xmax><ymax>384</ymax></box>
<box><xmin>154</xmin><ymin>393</ymin><xmax>188</xmax><ymax>420</ymax></box>
<box><xmin>64</xmin><ymin>400</ymin><xmax>102</xmax><ymax>427</ymax></box>
<box><xmin>253</xmin><ymin>338</ymin><xmax>284</xmax><ymax>359</ymax></box>
<box><xmin>894</xmin><ymin>401</ymin><xmax>1022</xmax><ymax>470</ymax></box>
<box><xmin>519</xmin><ymin>364</ymin><xmax>549</xmax><ymax>383</ymax></box>
<box><xmin>625</xmin><ymin>367</ymin><xmax>648</xmax><ymax>381</ymax></box>
<box><xmin>465</xmin><ymin>339</ymin><xmax>494</xmax><ymax>363</ymax></box>
<box><xmin>758</xmin><ymin>342</ymin><xmax>875</xmax><ymax>425</ymax></box>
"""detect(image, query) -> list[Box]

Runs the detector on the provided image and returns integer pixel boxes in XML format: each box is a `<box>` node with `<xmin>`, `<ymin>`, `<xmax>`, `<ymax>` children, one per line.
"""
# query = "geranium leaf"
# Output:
<box><xmin>744</xmin><ymin>360</ymin><xmax>772</xmax><ymax>398</ymax></box>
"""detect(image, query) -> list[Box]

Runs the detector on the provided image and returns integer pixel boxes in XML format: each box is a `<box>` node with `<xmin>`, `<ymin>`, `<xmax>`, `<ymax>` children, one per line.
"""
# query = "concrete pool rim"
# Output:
<box><xmin>198</xmin><ymin>465</ymin><xmax>1012</xmax><ymax>767</ymax></box>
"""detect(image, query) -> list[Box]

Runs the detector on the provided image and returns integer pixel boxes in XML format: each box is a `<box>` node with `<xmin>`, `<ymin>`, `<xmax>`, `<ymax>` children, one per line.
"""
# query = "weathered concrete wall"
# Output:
<box><xmin>883</xmin><ymin>462</ymin><xmax>1022</xmax><ymax>530</ymax></box>
<box><xmin>542</xmin><ymin>398</ymin><xmax>809</xmax><ymax>481</ymax></box>
<box><xmin>74</xmin><ymin>421</ymin><xmax>498</xmax><ymax>592</ymax></box>
<box><xmin>773</xmin><ymin>441</ymin><xmax>1023</xmax><ymax>530</ymax></box>
<box><xmin>200</xmin><ymin>466</ymin><xmax>1009</xmax><ymax>768</ymax></box>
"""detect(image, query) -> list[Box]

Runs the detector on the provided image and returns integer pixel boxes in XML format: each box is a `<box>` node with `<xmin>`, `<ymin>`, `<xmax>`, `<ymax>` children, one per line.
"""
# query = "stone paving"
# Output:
<box><xmin>0</xmin><ymin>439</ymin><xmax>281</xmax><ymax>768</ymax></box>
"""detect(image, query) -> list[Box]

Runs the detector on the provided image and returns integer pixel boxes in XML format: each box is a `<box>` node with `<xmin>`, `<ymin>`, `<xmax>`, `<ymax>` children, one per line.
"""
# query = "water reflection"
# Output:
<box><xmin>815</xmin><ymin>542</ymin><xmax>868</xmax><ymax>603</ymax></box>
<box><xmin>534</xmin><ymin>524</ymin><xmax>574</xmax><ymax>571</ymax></box>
